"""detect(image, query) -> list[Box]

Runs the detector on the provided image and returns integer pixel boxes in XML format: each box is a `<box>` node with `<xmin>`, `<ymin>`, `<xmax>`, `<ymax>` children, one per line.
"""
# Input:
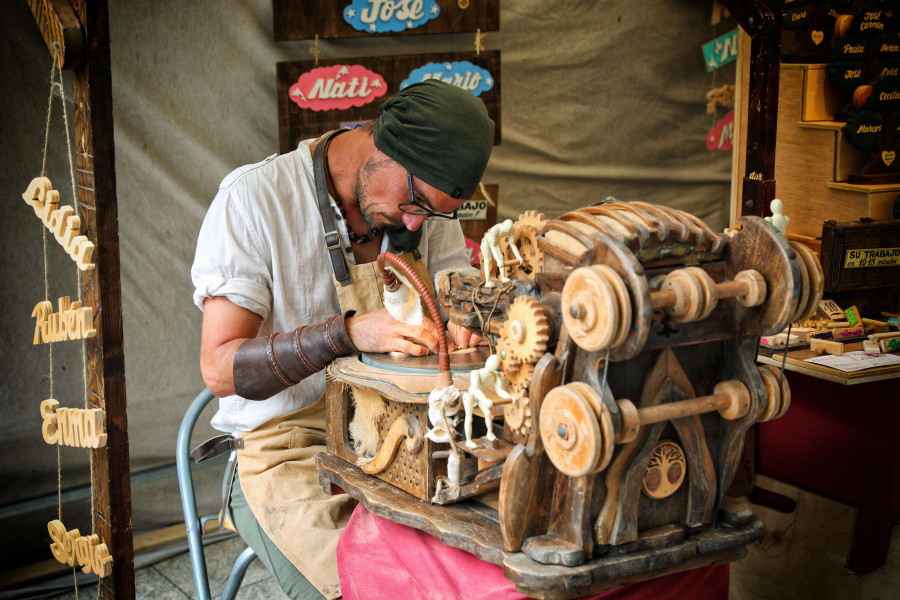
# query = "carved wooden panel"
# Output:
<box><xmin>273</xmin><ymin>0</ymin><xmax>499</xmax><ymax>41</ymax></box>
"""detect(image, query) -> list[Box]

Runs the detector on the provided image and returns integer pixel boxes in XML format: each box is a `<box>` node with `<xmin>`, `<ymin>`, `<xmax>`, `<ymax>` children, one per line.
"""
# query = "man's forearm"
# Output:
<box><xmin>232</xmin><ymin>313</ymin><xmax>357</xmax><ymax>400</ymax></box>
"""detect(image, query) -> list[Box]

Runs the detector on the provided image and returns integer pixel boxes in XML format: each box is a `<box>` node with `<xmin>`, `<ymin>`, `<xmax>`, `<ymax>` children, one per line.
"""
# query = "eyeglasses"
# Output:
<box><xmin>398</xmin><ymin>171</ymin><xmax>458</xmax><ymax>219</ymax></box>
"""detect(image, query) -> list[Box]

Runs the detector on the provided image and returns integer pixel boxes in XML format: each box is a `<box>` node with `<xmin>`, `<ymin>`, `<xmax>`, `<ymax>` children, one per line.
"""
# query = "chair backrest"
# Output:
<box><xmin>176</xmin><ymin>388</ymin><xmax>256</xmax><ymax>600</ymax></box>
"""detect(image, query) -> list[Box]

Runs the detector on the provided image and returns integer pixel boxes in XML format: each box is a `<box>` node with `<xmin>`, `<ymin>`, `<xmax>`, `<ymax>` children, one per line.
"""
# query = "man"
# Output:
<box><xmin>191</xmin><ymin>80</ymin><xmax>494</xmax><ymax>599</ymax></box>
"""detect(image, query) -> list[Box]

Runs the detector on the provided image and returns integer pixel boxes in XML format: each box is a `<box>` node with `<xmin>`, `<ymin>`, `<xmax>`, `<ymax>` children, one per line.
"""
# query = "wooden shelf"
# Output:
<box><xmin>732</xmin><ymin>46</ymin><xmax>897</xmax><ymax>236</ymax></box>
<box><xmin>825</xmin><ymin>181</ymin><xmax>900</xmax><ymax>193</ymax></box>
<box><xmin>797</xmin><ymin>120</ymin><xmax>844</xmax><ymax>130</ymax></box>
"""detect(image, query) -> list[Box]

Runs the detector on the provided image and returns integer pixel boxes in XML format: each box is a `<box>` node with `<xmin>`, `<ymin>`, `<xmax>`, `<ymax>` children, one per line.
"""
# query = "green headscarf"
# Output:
<box><xmin>374</xmin><ymin>80</ymin><xmax>495</xmax><ymax>201</ymax></box>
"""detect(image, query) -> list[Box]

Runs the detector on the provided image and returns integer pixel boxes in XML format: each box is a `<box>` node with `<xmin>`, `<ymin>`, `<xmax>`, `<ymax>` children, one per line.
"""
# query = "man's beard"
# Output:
<box><xmin>353</xmin><ymin>156</ymin><xmax>404</xmax><ymax>229</ymax></box>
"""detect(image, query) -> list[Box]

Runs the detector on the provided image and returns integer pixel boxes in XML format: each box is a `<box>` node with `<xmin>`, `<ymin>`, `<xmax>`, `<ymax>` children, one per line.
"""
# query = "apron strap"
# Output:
<box><xmin>190</xmin><ymin>434</ymin><xmax>245</xmax><ymax>532</ymax></box>
<box><xmin>313</xmin><ymin>129</ymin><xmax>353</xmax><ymax>286</ymax></box>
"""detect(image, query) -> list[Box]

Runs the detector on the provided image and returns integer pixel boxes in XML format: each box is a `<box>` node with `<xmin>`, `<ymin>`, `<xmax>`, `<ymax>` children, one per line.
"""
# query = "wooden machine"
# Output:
<box><xmin>318</xmin><ymin>200</ymin><xmax>824</xmax><ymax>598</ymax></box>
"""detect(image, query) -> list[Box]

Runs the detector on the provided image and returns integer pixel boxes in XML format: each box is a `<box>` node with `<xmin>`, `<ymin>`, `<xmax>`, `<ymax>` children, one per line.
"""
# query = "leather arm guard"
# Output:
<box><xmin>233</xmin><ymin>312</ymin><xmax>357</xmax><ymax>400</ymax></box>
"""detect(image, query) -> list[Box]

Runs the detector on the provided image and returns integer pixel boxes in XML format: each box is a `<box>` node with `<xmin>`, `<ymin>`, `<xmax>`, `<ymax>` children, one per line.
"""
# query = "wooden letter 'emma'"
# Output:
<box><xmin>22</xmin><ymin>176</ymin><xmax>95</xmax><ymax>270</ymax></box>
<box><xmin>41</xmin><ymin>399</ymin><xmax>108</xmax><ymax>448</ymax></box>
<box><xmin>32</xmin><ymin>297</ymin><xmax>97</xmax><ymax>344</ymax></box>
<box><xmin>48</xmin><ymin>519</ymin><xmax>113</xmax><ymax>577</ymax></box>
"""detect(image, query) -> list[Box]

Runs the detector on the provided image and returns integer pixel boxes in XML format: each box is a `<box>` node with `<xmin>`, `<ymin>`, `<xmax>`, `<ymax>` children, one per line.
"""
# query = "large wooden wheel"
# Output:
<box><xmin>540</xmin><ymin>382</ymin><xmax>614</xmax><ymax>477</ymax></box>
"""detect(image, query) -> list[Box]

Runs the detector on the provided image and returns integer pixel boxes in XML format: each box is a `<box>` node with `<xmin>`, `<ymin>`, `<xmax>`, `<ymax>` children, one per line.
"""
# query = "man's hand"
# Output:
<box><xmin>448</xmin><ymin>320</ymin><xmax>486</xmax><ymax>349</ymax></box>
<box><xmin>346</xmin><ymin>308</ymin><xmax>441</xmax><ymax>355</ymax></box>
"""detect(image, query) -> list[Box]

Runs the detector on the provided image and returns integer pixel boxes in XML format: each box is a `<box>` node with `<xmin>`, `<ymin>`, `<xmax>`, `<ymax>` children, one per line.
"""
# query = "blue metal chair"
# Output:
<box><xmin>177</xmin><ymin>388</ymin><xmax>257</xmax><ymax>600</ymax></box>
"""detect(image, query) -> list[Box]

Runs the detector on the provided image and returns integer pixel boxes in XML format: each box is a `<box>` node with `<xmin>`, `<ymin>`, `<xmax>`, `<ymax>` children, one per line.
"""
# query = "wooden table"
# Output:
<box><xmin>755</xmin><ymin>345</ymin><xmax>900</xmax><ymax>574</ymax></box>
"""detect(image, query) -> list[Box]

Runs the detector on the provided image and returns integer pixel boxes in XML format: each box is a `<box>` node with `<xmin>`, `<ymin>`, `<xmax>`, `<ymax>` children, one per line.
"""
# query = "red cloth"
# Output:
<box><xmin>338</xmin><ymin>504</ymin><xmax>729</xmax><ymax>600</ymax></box>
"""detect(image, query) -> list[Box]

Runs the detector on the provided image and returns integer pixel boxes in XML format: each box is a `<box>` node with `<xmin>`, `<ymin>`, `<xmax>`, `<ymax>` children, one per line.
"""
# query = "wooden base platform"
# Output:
<box><xmin>317</xmin><ymin>452</ymin><xmax>763</xmax><ymax>599</ymax></box>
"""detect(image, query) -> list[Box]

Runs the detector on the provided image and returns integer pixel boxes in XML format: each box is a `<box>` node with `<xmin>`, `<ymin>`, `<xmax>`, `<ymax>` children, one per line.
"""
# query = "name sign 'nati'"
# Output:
<box><xmin>48</xmin><ymin>520</ymin><xmax>113</xmax><ymax>577</ymax></box>
<box><xmin>289</xmin><ymin>64</ymin><xmax>387</xmax><ymax>111</ymax></box>
<box><xmin>343</xmin><ymin>0</ymin><xmax>440</xmax><ymax>33</ymax></box>
<box><xmin>41</xmin><ymin>399</ymin><xmax>107</xmax><ymax>448</ymax></box>
<box><xmin>32</xmin><ymin>297</ymin><xmax>97</xmax><ymax>344</ymax></box>
<box><xmin>400</xmin><ymin>61</ymin><xmax>494</xmax><ymax>96</ymax></box>
<box><xmin>22</xmin><ymin>177</ymin><xmax>95</xmax><ymax>271</ymax></box>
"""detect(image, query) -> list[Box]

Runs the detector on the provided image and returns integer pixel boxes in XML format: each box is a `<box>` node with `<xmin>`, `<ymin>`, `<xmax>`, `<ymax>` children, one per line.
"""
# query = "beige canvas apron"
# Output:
<box><xmin>236</xmin><ymin>251</ymin><xmax>431</xmax><ymax>599</ymax></box>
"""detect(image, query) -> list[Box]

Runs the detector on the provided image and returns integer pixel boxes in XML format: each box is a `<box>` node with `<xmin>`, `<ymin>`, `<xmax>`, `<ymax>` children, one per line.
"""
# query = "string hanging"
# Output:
<box><xmin>40</xmin><ymin>43</ymin><xmax>99</xmax><ymax>591</ymax></box>
<box><xmin>310</xmin><ymin>34</ymin><xmax>323</xmax><ymax>66</ymax></box>
<box><xmin>474</xmin><ymin>28</ymin><xmax>486</xmax><ymax>56</ymax></box>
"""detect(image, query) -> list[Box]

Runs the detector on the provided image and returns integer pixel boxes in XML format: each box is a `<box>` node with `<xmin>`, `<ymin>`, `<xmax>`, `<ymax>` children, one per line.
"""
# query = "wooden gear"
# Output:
<box><xmin>321</xmin><ymin>200</ymin><xmax>824</xmax><ymax>597</ymax></box>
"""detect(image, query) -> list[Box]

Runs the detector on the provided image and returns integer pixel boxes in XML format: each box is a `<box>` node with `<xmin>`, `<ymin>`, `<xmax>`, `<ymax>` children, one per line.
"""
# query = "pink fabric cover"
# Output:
<box><xmin>338</xmin><ymin>504</ymin><xmax>729</xmax><ymax>600</ymax></box>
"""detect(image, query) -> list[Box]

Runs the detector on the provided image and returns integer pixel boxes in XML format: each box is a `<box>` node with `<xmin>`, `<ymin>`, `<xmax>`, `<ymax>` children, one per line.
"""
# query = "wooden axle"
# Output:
<box><xmin>562</xmin><ymin>264</ymin><xmax>767</xmax><ymax>353</ymax></box>
<box><xmin>650</xmin><ymin>268</ymin><xmax>766</xmax><ymax>323</ymax></box>
<box><xmin>540</xmin><ymin>379</ymin><xmax>750</xmax><ymax>477</ymax></box>
<box><xmin>615</xmin><ymin>380</ymin><xmax>749</xmax><ymax>444</ymax></box>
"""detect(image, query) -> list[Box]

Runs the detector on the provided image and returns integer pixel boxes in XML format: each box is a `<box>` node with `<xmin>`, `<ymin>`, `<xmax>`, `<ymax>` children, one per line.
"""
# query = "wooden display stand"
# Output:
<box><xmin>732</xmin><ymin>25</ymin><xmax>900</xmax><ymax>576</ymax></box>
<box><xmin>731</xmin><ymin>37</ymin><xmax>899</xmax><ymax>237</ymax></box>
<box><xmin>26</xmin><ymin>2</ymin><xmax>134</xmax><ymax>598</ymax></box>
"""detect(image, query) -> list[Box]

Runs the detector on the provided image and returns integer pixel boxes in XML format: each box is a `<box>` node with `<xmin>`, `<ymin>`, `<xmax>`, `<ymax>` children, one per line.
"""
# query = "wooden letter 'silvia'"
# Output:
<box><xmin>22</xmin><ymin>176</ymin><xmax>95</xmax><ymax>271</ymax></box>
<box><xmin>48</xmin><ymin>519</ymin><xmax>113</xmax><ymax>577</ymax></box>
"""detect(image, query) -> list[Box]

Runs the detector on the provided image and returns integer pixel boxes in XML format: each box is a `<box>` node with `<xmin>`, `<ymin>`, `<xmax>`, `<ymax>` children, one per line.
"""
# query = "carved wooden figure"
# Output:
<box><xmin>320</xmin><ymin>200</ymin><xmax>825</xmax><ymax>597</ymax></box>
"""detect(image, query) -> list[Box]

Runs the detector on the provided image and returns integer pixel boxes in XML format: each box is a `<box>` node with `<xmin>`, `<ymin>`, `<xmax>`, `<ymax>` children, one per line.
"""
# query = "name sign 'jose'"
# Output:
<box><xmin>343</xmin><ymin>0</ymin><xmax>440</xmax><ymax>33</ymax></box>
<box><xmin>289</xmin><ymin>64</ymin><xmax>387</xmax><ymax>111</ymax></box>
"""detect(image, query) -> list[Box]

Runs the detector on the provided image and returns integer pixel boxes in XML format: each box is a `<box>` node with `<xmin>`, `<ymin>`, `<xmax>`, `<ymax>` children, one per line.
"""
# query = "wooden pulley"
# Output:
<box><xmin>658</xmin><ymin>268</ymin><xmax>706</xmax><ymax>322</ymax></box>
<box><xmin>651</xmin><ymin>268</ymin><xmax>767</xmax><ymax>323</ymax></box>
<box><xmin>756</xmin><ymin>366</ymin><xmax>782</xmax><ymax>422</ymax></box>
<box><xmin>789</xmin><ymin>242</ymin><xmax>824</xmax><ymax>322</ymax></box>
<box><xmin>758</xmin><ymin>364</ymin><xmax>791</xmax><ymax>420</ymax></box>
<box><xmin>561</xmin><ymin>265</ymin><xmax>622</xmax><ymax>352</ymax></box>
<box><xmin>539</xmin><ymin>382</ymin><xmax>615</xmax><ymax>477</ymax></box>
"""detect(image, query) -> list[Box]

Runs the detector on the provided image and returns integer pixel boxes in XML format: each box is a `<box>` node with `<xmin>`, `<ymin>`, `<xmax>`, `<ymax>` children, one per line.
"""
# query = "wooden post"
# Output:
<box><xmin>721</xmin><ymin>0</ymin><xmax>783</xmax><ymax>218</ymax></box>
<box><xmin>28</xmin><ymin>1</ymin><xmax>134</xmax><ymax>598</ymax></box>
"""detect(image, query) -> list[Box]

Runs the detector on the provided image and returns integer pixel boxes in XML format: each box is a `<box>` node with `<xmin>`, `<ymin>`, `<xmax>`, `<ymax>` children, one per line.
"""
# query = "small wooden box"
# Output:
<box><xmin>820</xmin><ymin>219</ymin><xmax>900</xmax><ymax>292</ymax></box>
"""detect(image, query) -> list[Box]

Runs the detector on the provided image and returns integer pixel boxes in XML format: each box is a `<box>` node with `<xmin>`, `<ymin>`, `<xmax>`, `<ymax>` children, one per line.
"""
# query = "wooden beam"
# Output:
<box><xmin>26</xmin><ymin>0</ymin><xmax>83</xmax><ymax>69</ymax></box>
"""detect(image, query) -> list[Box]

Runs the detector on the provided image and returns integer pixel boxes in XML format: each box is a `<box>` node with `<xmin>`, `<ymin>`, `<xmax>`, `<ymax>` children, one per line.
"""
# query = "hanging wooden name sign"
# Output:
<box><xmin>41</xmin><ymin>399</ymin><xmax>108</xmax><ymax>449</ymax></box>
<box><xmin>22</xmin><ymin>176</ymin><xmax>95</xmax><ymax>270</ymax></box>
<box><xmin>48</xmin><ymin>519</ymin><xmax>113</xmax><ymax>577</ymax></box>
<box><xmin>273</xmin><ymin>0</ymin><xmax>499</xmax><ymax>41</ymax></box>
<box><xmin>32</xmin><ymin>296</ymin><xmax>97</xmax><ymax>344</ymax></box>
<box><xmin>277</xmin><ymin>50</ymin><xmax>500</xmax><ymax>153</ymax></box>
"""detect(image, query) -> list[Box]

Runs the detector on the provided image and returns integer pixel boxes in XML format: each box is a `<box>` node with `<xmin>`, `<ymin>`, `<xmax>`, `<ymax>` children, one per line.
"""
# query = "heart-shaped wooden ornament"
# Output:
<box><xmin>811</xmin><ymin>30</ymin><xmax>824</xmax><ymax>45</ymax></box>
<box><xmin>883</xmin><ymin>150</ymin><xmax>896</xmax><ymax>166</ymax></box>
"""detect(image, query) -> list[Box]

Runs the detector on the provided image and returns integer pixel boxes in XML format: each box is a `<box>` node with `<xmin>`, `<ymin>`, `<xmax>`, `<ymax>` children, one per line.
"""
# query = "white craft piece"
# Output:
<box><xmin>463</xmin><ymin>354</ymin><xmax>513</xmax><ymax>448</ymax></box>
<box><xmin>383</xmin><ymin>266</ymin><xmax>423</xmax><ymax>326</ymax></box>
<box><xmin>48</xmin><ymin>519</ymin><xmax>113</xmax><ymax>577</ymax></box>
<box><xmin>41</xmin><ymin>399</ymin><xmax>108</xmax><ymax>448</ymax></box>
<box><xmin>425</xmin><ymin>385</ymin><xmax>461</xmax><ymax>444</ymax></box>
<box><xmin>764</xmin><ymin>198</ymin><xmax>790</xmax><ymax>235</ymax></box>
<box><xmin>32</xmin><ymin>297</ymin><xmax>97</xmax><ymax>344</ymax></box>
<box><xmin>22</xmin><ymin>176</ymin><xmax>95</xmax><ymax>270</ymax></box>
<box><xmin>480</xmin><ymin>219</ymin><xmax>522</xmax><ymax>287</ymax></box>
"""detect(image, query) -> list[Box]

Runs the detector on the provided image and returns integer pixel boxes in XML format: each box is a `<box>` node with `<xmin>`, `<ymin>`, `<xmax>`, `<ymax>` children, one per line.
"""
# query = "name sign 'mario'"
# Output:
<box><xmin>401</xmin><ymin>61</ymin><xmax>494</xmax><ymax>96</ymax></box>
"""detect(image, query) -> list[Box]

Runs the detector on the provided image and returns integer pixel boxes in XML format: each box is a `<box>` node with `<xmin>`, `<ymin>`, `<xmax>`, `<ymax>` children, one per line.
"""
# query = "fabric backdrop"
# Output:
<box><xmin>0</xmin><ymin>0</ymin><xmax>735</xmax><ymax>570</ymax></box>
